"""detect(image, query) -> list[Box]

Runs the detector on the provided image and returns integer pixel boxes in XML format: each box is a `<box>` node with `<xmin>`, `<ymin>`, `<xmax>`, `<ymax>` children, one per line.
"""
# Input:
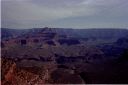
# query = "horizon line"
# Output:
<box><xmin>1</xmin><ymin>27</ymin><xmax>128</xmax><ymax>30</ymax></box>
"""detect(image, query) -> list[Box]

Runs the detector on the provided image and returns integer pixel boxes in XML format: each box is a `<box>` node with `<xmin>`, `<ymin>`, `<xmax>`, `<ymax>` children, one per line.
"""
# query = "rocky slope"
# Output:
<box><xmin>1</xmin><ymin>58</ymin><xmax>48</xmax><ymax>85</ymax></box>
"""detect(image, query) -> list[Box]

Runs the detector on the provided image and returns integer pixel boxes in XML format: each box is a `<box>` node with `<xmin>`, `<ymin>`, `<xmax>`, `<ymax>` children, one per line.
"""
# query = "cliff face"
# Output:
<box><xmin>1</xmin><ymin>58</ymin><xmax>48</xmax><ymax>85</ymax></box>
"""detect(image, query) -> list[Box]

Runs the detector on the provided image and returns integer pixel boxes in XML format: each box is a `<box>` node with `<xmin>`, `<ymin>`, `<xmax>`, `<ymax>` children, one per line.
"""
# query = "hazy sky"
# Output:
<box><xmin>1</xmin><ymin>0</ymin><xmax>128</xmax><ymax>29</ymax></box>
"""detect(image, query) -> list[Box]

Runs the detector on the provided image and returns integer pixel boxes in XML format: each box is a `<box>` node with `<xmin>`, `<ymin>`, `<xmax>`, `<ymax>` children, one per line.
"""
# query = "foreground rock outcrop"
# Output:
<box><xmin>1</xmin><ymin>58</ymin><xmax>48</xmax><ymax>85</ymax></box>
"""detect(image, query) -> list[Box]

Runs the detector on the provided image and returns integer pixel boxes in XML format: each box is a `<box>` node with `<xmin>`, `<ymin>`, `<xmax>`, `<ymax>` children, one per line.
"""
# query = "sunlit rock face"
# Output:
<box><xmin>1</xmin><ymin>58</ymin><xmax>48</xmax><ymax>85</ymax></box>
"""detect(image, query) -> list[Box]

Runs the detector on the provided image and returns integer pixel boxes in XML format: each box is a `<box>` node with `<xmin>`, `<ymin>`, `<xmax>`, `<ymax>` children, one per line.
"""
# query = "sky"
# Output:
<box><xmin>1</xmin><ymin>0</ymin><xmax>128</xmax><ymax>29</ymax></box>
